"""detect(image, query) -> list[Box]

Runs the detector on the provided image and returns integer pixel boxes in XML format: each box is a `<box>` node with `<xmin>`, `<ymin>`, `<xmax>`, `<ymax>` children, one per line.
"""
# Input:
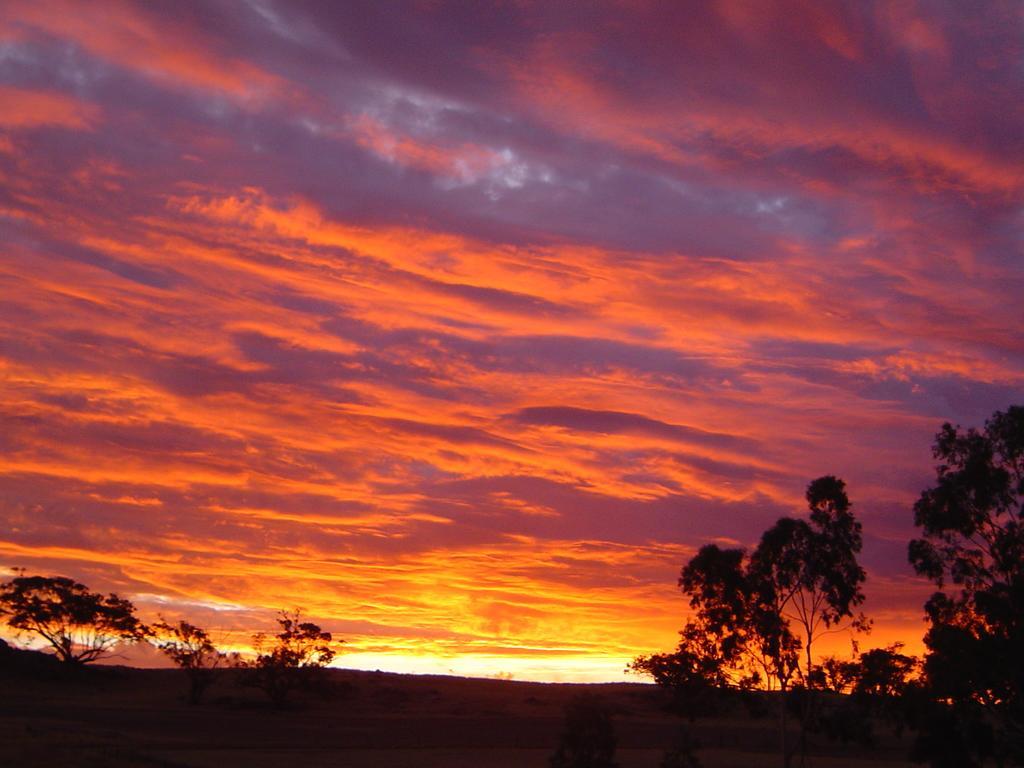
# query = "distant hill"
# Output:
<box><xmin>0</xmin><ymin>637</ymin><xmax>65</xmax><ymax>678</ymax></box>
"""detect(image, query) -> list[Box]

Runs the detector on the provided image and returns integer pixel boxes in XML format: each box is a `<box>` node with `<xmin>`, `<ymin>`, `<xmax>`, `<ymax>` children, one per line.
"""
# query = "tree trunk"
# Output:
<box><xmin>800</xmin><ymin>639</ymin><xmax>813</xmax><ymax>768</ymax></box>
<box><xmin>780</xmin><ymin>686</ymin><xmax>792</xmax><ymax>768</ymax></box>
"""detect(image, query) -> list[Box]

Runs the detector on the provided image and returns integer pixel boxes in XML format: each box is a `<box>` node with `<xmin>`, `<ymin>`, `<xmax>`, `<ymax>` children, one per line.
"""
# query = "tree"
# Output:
<box><xmin>908</xmin><ymin>406</ymin><xmax>1024</xmax><ymax>765</ymax></box>
<box><xmin>630</xmin><ymin>619</ymin><xmax>748</xmax><ymax>719</ymax></box>
<box><xmin>243</xmin><ymin>610</ymin><xmax>337</xmax><ymax>708</ymax></box>
<box><xmin>630</xmin><ymin>541</ymin><xmax>800</xmax><ymax>729</ymax></box>
<box><xmin>682</xmin><ymin>543</ymin><xmax>800</xmax><ymax>693</ymax></box>
<box><xmin>633</xmin><ymin>476</ymin><xmax>867</xmax><ymax>768</ymax></box>
<box><xmin>0</xmin><ymin>573</ymin><xmax>146</xmax><ymax>664</ymax></box>
<box><xmin>850</xmin><ymin>643</ymin><xmax>918</xmax><ymax>738</ymax></box>
<box><xmin>815</xmin><ymin>643</ymin><xmax>919</xmax><ymax>745</ymax></box>
<box><xmin>550</xmin><ymin>693</ymin><xmax>618</xmax><ymax>768</ymax></box>
<box><xmin>750</xmin><ymin>477</ymin><xmax>868</xmax><ymax>692</ymax></box>
<box><xmin>850</xmin><ymin>643</ymin><xmax>917</xmax><ymax>701</ymax></box>
<box><xmin>753</xmin><ymin>477</ymin><xmax>869</xmax><ymax>766</ymax></box>
<box><xmin>153</xmin><ymin>618</ymin><xmax>230</xmax><ymax>705</ymax></box>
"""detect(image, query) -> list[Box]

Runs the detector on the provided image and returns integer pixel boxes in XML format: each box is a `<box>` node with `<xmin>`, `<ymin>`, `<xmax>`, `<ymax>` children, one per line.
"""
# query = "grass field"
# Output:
<box><xmin>1</xmin><ymin>648</ymin><xmax>917</xmax><ymax>767</ymax></box>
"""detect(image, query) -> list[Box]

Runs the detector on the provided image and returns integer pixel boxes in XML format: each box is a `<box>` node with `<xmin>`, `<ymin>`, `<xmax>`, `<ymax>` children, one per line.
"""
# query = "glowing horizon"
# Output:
<box><xmin>1</xmin><ymin>1</ymin><xmax>1021</xmax><ymax>681</ymax></box>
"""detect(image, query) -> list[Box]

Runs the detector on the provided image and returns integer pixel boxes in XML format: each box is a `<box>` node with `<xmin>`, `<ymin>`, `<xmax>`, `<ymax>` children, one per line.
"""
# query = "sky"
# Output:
<box><xmin>0</xmin><ymin>0</ymin><xmax>1022</xmax><ymax>682</ymax></box>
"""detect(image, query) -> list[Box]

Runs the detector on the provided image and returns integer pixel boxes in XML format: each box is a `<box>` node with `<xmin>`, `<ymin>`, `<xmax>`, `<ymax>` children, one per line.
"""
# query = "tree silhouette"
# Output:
<box><xmin>153</xmin><ymin>618</ymin><xmax>231</xmax><ymax>705</ymax></box>
<box><xmin>550</xmin><ymin>694</ymin><xmax>618</xmax><ymax>768</ymax></box>
<box><xmin>634</xmin><ymin>476</ymin><xmax>866</xmax><ymax>768</ymax></box>
<box><xmin>681</xmin><ymin>542</ymin><xmax>801</xmax><ymax>695</ymax></box>
<box><xmin>908</xmin><ymin>405</ymin><xmax>1024</xmax><ymax>765</ymax></box>
<box><xmin>631</xmin><ymin>618</ymin><xmax>753</xmax><ymax>719</ymax></box>
<box><xmin>849</xmin><ymin>643</ymin><xmax>918</xmax><ymax>738</ymax></box>
<box><xmin>750</xmin><ymin>476</ymin><xmax>868</xmax><ymax>766</ymax></box>
<box><xmin>752</xmin><ymin>477</ymin><xmax>868</xmax><ymax>687</ymax></box>
<box><xmin>849</xmin><ymin>643</ymin><xmax>917</xmax><ymax>702</ymax></box>
<box><xmin>0</xmin><ymin>573</ymin><xmax>146</xmax><ymax>664</ymax></box>
<box><xmin>815</xmin><ymin>643</ymin><xmax>919</xmax><ymax>745</ymax></box>
<box><xmin>242</xmin><ymin>610</ymin><xmax>337</xmax><ymax>708</ymax></box>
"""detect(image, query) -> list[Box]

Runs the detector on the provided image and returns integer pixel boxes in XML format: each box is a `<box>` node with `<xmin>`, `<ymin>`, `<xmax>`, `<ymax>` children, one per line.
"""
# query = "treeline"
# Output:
<box><xmin>631</xmin><ymin>405</ymin><xmax>1024</xmax><ymax>768</ymax></box>
<box><xmin>0</xmin><ymin>573</ymin><xmax>336</xmax><ymax>709</ymax></box>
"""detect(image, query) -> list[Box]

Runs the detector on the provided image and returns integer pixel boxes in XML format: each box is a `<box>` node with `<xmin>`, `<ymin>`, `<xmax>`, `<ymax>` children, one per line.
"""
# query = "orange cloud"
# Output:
<box><xmin>0</xmin><ymin>1</ymin><xmax>286</xmax><ymax>104</ymax></box>
<box><xmin>0</xmin><ymin>86</ymin><xmax>99</xmax><ymax>129</ymax></box>
<box><xmin>493</xmin><ymin>31</ymin><xmax>1022</xmax><ymax>197</ymax></box>
<box><xmin>1</xmin><ymin>2</ymin><xmax>1017</xmax><ymax>682</ymax></box>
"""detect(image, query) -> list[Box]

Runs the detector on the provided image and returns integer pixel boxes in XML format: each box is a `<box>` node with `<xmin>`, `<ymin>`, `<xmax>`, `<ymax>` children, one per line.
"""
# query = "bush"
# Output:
<box><xmin>153</xmin><ymin>618</ymin><xmax>232</xmax><ymax>705</ymax></box>
<box><xmin>550</xmin><ymin>694</ymin><xmax>618</xmax><ymax>768</ymax></box>
<box><xmin>241</xmin><ymin>610</ymin><xmax>338</xmax><ymax>708</ymax></box>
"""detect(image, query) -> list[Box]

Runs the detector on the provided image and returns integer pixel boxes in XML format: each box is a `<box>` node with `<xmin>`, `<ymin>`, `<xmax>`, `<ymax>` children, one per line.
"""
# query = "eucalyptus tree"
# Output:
<box><xmin>243</xmin><ymin>610</ymin><xmax>338</xmax><ymax>708</ymax></box>
<box><xmin>0</xmin><ymin>573</ymin><xmax>146</xmax><ymax>664</ymax></box>
<box><xmin>909</xmin><ymin>406</ymin><xmax>1024</xmax><ymax>766</ymax></box>
<box><xmin>751</xmin><ymin>477</ymin><xmax>868</xmax><ymax>766</ymax></box>
<box><xmin>153</xmin><ymin>618</ymin><xmax>232</xmax><ymax>704</ymax></box>
<box><xmin>634</xmin><ymin>476</ymin><xmax>867</xmax><ymax>768</ymax></box>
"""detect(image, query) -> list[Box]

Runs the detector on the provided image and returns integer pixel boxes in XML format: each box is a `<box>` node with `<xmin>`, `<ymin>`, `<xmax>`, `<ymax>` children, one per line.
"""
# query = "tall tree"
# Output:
<box><xmin>0</xmin><ymin>573</ymin><xmax>146</xmax><ymax>664</ymax></box>
<box><xmin>750</xmin><ymin>476</ymin><xmax>868</xmax><ymax>691</ymax></box>
<box><xmin>748</xmin><ymin>477</ymin><xmax>867</xmax><ymax>767</ymax></box>
<box><xmin>634</xmin><ymin>476</ymin><xmax>866</xmax><ymax>768</ymax></box>
<box><xmin>908</xmin><ymin>406</ymin><xmax>1024</xmax><ymax>766</ymax></box>
<box><xmin>679</xmin><ymin>544</ymin><xmax>799</xmax><ymax>694</ymax></box>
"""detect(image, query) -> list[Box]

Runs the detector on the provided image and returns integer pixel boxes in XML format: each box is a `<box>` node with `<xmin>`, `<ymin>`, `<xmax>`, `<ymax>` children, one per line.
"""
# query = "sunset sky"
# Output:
<box><xmin>1</xmin><ymin>1</ymin><xmax>1022</xmax><ymax>681</ymax></box>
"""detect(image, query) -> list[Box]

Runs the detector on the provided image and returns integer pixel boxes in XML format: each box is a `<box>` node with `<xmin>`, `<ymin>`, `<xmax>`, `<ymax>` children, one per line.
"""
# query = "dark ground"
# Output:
<box><xmin>0</xmin><ymin>643</ymin><xmax>916</xmax><ymax>767</ymax></box>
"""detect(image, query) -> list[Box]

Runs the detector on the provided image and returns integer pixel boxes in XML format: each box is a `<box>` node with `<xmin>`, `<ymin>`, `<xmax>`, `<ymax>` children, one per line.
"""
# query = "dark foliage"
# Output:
<box><xmin>241</xmin><ymin>610</ymin><xmax>338</xmax><ymax>709</ymax></box>
<box><xmin>908</xmin><ymin>405</ymin><xmax>1024</xmax><ymax>766</ymax></box>
<box><xmin>750</xmin><ymin>476</ymin><xmax>868</xmax><ymax>685</ymax></box>
<box><xmin>633</xmin><ymin>476</ymin><xmax>867</xmax><ymax>768</ymax></box>
<box><xmin>550</xmin><ymin>694</ymin><xmax>618</xmax><ymax>768</ymax></box>
<box><xmin>630</xmin><ymin>620</ymin><xmax>744</xmax><ymax>718</ymax></box>
<box><xmin>0</xmin><ymin>573</ymin><xmax>146</xmax><ymax>664</ymax></box>
<box><xmin>852</xmin><ymin>645</ymin><xmax>918</xmax><ymax>699</ymax></box>
<box><xmin>807</xmin><ymin>643</ymin><xmax>917</xmax><ymax>749</ymax></box>
<box><xmin>153</xmin><ymin>618</ymin><xmax>232</xmax><ymax>705</ymax></box>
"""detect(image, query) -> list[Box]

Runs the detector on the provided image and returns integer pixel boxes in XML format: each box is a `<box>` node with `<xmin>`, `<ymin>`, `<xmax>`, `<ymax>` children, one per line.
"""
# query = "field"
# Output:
<box><xmin>1</xmin><ymin>647</ymin><xmax>917</xmax><ymax>767</ymax></box>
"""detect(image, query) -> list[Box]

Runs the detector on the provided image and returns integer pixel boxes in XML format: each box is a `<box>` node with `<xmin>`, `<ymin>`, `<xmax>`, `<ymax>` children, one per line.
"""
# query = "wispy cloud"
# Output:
<box><xmin>0</xmin><ymin>0</ymin><xmax>1020</xmax><ymax>680</ymax></box>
